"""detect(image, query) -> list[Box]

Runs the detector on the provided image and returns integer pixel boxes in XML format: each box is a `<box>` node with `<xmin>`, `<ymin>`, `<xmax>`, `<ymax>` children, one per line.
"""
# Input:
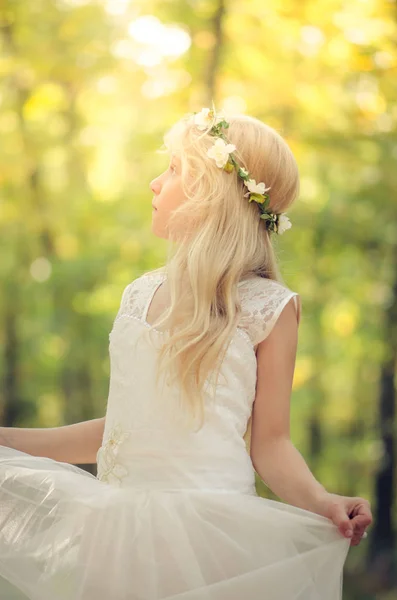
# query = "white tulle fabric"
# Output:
<box><xmin>0</xmin><ymin>272</ymin><xmax>350</xmax><ymax>600</ymax></box>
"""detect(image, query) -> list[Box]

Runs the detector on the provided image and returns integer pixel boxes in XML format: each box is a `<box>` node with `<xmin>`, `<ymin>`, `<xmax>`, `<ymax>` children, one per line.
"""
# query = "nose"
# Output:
<box><xmin>150</xmin><ymin>176</ymin><xmax>161</xmax><ymax>195</ymax></box>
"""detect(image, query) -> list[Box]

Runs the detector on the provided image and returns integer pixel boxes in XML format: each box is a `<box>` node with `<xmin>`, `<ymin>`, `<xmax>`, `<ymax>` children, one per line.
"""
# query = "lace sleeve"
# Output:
<box><xmin>115</xmin><ymin>283</ymin><xmax>133</xmax><ymax>320</ymax></box>
<box><xmin>239</xmin><ymin>279</ymin><xmax>301</xmax><ymax>348</ymax></box>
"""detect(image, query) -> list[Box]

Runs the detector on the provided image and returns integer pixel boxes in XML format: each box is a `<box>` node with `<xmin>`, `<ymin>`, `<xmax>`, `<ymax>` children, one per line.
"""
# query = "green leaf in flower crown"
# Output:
<box><xmin>249</xmin><ymin>192</ymin><xmax>265</xmax><ymax>204</ymax></box>
<box><xmin>262</xmin><ymin>196</ymin><xmax>271</xmax><ymax>210</ymax></box>
<box><xmin>223</xmin><ymin>160</ymin><xmax>235</xmax><ymax>173</ymax></box>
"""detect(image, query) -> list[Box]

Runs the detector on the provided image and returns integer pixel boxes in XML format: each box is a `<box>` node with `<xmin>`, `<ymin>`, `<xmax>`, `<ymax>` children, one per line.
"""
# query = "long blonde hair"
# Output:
<box><xmin>144</xmin><ymin>112</ymin><xmax>300</xmax><ymax>434</ymax></box>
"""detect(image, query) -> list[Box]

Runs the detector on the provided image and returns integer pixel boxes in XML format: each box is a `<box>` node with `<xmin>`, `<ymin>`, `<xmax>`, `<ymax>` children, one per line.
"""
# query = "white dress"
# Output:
<box><xmin>0</xmin><ymin>271</ymin><xmax>350</xmax><ymax>600</ymax></box>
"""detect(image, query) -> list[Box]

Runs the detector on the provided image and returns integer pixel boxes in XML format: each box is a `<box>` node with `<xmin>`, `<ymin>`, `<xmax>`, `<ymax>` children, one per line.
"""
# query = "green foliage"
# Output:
<box><xmin>1</xmin><ymin>0</ymin><xmax>396</xmax><ymax>594</ymax></box>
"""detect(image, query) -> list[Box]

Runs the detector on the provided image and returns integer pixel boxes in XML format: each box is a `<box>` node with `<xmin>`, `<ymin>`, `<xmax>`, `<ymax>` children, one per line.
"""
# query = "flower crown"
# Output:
<box><xmin>190</xmin><ymin>108</ymin><xmax>292</xmax><ymax>235</ymax></box>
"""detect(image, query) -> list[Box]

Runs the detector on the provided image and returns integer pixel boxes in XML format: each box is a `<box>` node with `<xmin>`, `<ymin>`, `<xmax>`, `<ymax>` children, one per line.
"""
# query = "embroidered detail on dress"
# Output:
<box><xmin>96</xmin><ymin>423</ymin><xmax>130</xmax><ymax>486</ymax></box>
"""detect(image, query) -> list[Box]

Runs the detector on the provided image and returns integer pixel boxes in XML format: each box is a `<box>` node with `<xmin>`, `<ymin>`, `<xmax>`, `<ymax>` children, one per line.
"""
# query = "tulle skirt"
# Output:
<box><xmin>0</xmin><ymin>445</ymin><xmax>350</xmax><ymax>600</ymax></box>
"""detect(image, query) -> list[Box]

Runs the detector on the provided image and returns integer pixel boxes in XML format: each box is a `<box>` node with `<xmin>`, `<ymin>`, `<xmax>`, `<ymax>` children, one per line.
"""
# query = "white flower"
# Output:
<box><xmin>244</xmin><ymin>178</ymin><xmax>271</xmax><ymax>195</ymax></box>
<box><xmin>96</xmin><ymin>423</ymin><xmax>130</xmax><ymax>487</ymax></box>
<box><xmin>193</xmin><ymin>108</ymin><xmax>215</xmax><ymax>130</ymax></box>
<box><xmin>207</xmin><ymin>138</ymin><xmax>236</xmax><ymax>168</ymax></box>
<box><xmin>277</xmin><ymin>214</ymin><xmax>292</xmax><ymax>235</ymax></box>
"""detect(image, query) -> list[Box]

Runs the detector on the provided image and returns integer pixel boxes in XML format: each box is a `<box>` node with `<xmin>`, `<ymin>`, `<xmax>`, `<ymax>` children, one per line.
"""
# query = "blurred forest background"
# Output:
<box><xmin>0</xmin><ymin>0</ymin><xmax>396</xmax><ymax>598</ymax></box>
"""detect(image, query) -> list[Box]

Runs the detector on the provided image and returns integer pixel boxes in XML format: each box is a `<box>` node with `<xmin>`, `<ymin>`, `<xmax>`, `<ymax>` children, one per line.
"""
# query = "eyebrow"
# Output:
<box><xmin>171</xmin><ymin>154</ymin><xmax>181</xmax><ymax>165</ymax></box>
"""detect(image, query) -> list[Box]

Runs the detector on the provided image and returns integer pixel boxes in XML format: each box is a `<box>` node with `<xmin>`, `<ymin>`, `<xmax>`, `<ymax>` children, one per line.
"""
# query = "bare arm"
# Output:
<box><xmin>0</xmin><ymin>417</ymin><xmax>105</xmax><ymax>465</ymax></box>
<box><xmin>250</xmin><ymin>297</ymin><xmax>329</xmax><ymax>516</ymax></box>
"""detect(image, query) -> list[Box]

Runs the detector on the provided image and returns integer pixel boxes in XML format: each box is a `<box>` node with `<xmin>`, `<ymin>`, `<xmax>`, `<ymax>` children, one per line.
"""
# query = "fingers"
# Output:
<box><xmin>339</xmin><ymin>514</ymin><xmax>370</xmax><ymax>541</ymax></box>
<box><xmin>351</xmin><ymin>529</ymin><xmax>367</xmax><ymax>545</ymax></box>
<box><xmin>329</xmin><ymin>503</ymin><xmax>354</xmax><ymax>538</ymax></box>
<box><xmin>350</xmin><ymin>523</ymin><xmax>367</xmax><ymax>545</ymax></box>
<box><xmin>346</xmin><ymin>499</ymin><xmax>373</xmax><ymax>544</ymax></box>
<box><xmin>352</xmin><ymin>507</ymin><xmax>373</xmax><ymax>545</ymax></box>
<box><xmin>347</xmin><ymin>514</ymin><xmax>371</xmax><ymax>545</ymax></box>
<box><xmin>329</xmin><ymin>495</ymin><xmax>373</xmax><ymax>543</ymax></box>
<box><xmin>352</xmin><ymin>514</ymin><xmax>372</xmax><ymax>529</ymax></box>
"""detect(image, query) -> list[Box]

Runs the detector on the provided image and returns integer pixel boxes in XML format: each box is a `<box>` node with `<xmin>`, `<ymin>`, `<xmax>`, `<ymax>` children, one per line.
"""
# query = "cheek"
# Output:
<box><xmin>175</xmin><ymin>178</ymin><xmax>186</xmax><ymax>198</ymax></box>
<box><xmin>166</xmin><ymin>178</ymin><xmax>186</xmax><ymax>207</ymax></box>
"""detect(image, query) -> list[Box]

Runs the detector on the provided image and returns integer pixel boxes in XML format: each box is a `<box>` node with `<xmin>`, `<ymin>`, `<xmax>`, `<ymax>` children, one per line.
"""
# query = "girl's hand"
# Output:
<box><xmin>320</xmin><ymin>492</ymin><xmax>373</xmax><ymax>546</ymax></box>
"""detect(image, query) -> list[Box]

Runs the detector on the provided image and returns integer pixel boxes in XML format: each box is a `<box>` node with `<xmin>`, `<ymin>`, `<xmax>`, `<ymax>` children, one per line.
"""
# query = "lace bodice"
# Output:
<box><xmin>97</xmin><ymin>271</ymin><xmax>300</xmax><ymax>492</ymax></box>
<box><xmin>114</xmin><ymin>271</ymin><xmax>300</xmax><ymax>349</ymax></box>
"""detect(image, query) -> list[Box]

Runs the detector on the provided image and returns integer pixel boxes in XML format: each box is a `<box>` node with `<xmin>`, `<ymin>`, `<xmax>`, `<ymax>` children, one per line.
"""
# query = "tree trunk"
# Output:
<box><xmin>367</xmin><ymin>246</ymin><xmax>397</xmax><ymax>586</ymax></box>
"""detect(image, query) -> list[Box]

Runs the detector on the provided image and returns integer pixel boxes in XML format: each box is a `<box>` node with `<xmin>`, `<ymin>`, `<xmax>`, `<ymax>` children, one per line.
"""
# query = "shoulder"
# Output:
<box><xmin>238</xmin><ymin>276</ymin><xmax>297</xmax><ymax>312</ymax></box>
<box><xmin>114</xmin><ymin>270</ymin><xmax>165</xmax><ymax>317</ymax></box>
<box><xmin>122</xmin><ymin>269</ymin><xmax>166</xmax><ymax>295</ymax></box>
<box><xmin>238</xmin><ymin>277</ymin><xmax>301</xmax><ymax>348</ymax></box>
<box><xmin>141</xmin><ymin>268</ymin><xmax>167</xmax><ymax>280</ymax></box>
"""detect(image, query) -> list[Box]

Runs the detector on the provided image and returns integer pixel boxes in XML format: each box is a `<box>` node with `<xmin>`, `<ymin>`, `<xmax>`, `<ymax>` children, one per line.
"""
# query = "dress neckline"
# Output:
<box><xmin>141</xmin><ymin>273</ymin><xmax>263</xmax><ymax>334</ymax></box>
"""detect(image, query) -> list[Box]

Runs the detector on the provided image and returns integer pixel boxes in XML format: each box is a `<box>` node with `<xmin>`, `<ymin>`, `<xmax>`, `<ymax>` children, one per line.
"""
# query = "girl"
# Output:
<box><xmin>0</xmin><ymin>108</ymin><xmax>372</xmax><ymax>600</ymax></box>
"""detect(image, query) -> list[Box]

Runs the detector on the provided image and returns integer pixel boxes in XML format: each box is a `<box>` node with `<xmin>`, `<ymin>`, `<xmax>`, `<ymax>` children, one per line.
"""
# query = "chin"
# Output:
<box><xmin>151</xmin><ymin>223</ymin><xmax>167</xmax><ymax>240</ymax></box>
